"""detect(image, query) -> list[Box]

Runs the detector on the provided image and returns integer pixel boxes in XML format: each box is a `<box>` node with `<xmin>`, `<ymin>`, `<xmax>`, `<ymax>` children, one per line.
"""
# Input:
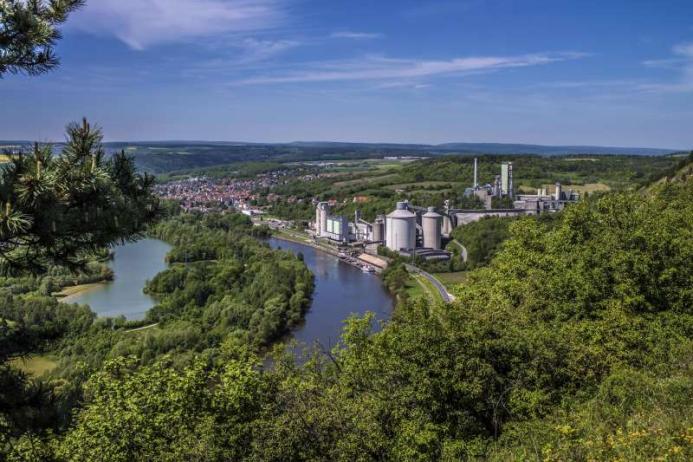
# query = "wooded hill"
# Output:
<box><xmin>2</xmin><ymin>161</ymin><xmax>689</xmax><ymax>461</ymax></box>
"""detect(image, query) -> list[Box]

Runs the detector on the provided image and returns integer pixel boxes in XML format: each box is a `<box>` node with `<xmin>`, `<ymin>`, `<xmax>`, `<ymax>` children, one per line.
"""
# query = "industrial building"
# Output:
<box><xmin>422</xmin><ymin>207</ymin><xmax>442</xmax><ymax>250</ymax></box>
<box><xmin>514</xmin><ymin>182</ymin><xmax>580</xmax><ymax>212</ymax></box>
<box><xmin>315</xmin><ymin>202</ymin><xmax>329</xmax><ymax>237</ymax></box>
<box><xmin>501</xmin><ymin>162</ymin><xmax>513</xmax><ymax>197</ymax></box>
<box><xmin>309</xmin><ymin>159</ymin><xmax>577</xmax><ymax>262</ymax></box>
<box><xmin>464</xmin><ymin>158</ymin><xmax>514</xmax><ymax>210</ymax></box>
<box><xmin>386</xmin><ymin>202</ymin><xmax>417</xmax><ymax>251</ymax></box>
<box><xmin>314</xmin><ymin>202</ymin><xmax>349</xmax><ymax>243</ymax></box>
<box><xmin>325</xmin><ymin>215</ymin><xmax>349</xmax><ymax>243</ymax></box>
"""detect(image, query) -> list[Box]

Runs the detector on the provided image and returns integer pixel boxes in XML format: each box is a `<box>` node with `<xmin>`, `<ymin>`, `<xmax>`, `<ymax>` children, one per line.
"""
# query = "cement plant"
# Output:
<box><xmin>305</xmin><ymin>158</ymin><xmax>580</xmax><ymax>274</ymax></box>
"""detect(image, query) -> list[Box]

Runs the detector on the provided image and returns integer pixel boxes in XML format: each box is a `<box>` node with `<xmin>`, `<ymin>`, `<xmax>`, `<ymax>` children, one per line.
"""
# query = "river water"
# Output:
<box><xmin>68</xmin><ymin>237</ymin><xmax>393</xmax><ymax>348</ymax></box>
<box><xmin>268</xmin><ymin>238</ymin><xmax>393</xmax><ymax>350</ymax></box>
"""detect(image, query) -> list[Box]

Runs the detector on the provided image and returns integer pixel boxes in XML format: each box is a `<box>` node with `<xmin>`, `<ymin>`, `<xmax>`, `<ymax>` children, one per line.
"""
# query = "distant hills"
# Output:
<box><xmin>287</xmin><ymin>141</ymin><xmax>679</xmax><ymax>156</ymax></box>
<box><xmin>431</xmin><ymin>142</ymin><xmax>678</xmax><ymax>156</ymax></box>
<box><xmin>1</xmin><ymin>140</ymin><xmax>684</xmax><ymax>173</ymax></box>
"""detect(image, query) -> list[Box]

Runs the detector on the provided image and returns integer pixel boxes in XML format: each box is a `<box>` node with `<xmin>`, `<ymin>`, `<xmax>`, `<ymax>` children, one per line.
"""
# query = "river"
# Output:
<box><xmin>67</xmin><ymin>237</ymin><xmax>394</xmax><ymax>348</ymax></box>
<box><xmin>268</xmin><ymin>238</ymin><xmax>393</xmax><ymax>350</ymax></box>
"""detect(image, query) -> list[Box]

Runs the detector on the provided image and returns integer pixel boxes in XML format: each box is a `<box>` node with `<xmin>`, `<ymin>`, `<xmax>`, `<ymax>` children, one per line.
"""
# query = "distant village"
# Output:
<box><xmin>153</xmin><ymin>169</ymin><xmax>323</xmax><ymax>212</ymax></box>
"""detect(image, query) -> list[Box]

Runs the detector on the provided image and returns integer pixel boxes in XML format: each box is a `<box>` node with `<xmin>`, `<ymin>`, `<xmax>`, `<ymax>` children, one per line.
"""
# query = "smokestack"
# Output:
<box><xmin>508</xmin><ymin>162</ymin><xmax>514</xmax><ymax>199</ymax></box>
<box><xmin>473</xmin><ymin>158</ymin><xmax>478</xmax><ymax>188</ymax></box>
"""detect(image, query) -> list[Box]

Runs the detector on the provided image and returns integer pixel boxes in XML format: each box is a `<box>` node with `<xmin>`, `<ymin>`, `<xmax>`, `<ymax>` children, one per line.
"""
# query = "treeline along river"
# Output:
<box><xmin>69</xmin><ymin>237</ymin><xmax>393</xmax><ymax>348</ymax></box>
<box><xmin>267</xmin><ymin>237</ymin><xmax>393</xmax><ymax>349</ymax></box>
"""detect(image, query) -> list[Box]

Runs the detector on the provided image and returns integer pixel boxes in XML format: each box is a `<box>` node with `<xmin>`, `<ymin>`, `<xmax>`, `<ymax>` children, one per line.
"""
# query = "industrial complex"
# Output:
<box><xmin>311</xmin><ymin>158</ymin><xmax>580</xmax><ymax>260</ymax></box>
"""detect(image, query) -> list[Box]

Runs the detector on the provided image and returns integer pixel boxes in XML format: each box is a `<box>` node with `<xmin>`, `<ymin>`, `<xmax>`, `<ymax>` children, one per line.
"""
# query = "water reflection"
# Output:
<box><xmin>68</xmin><ymin>239</ymin><xmax>171</xmax><ymax>320</ymax></box>
<box><xmin>268</xmin><ymin>238</ymin><xmax>393</xmax><ymax>350</ymax></box>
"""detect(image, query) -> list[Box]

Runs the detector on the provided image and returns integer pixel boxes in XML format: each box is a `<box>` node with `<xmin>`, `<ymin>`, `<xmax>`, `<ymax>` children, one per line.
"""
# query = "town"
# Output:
<box><xmin>152</xmin><ymin>157</ymin><xmax>582</xmax><ymax>302</ymax></box>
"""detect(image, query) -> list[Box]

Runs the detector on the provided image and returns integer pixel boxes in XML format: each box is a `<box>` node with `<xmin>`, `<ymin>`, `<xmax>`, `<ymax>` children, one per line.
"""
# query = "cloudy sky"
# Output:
<box><xmin>1</xmin><ymin>0</ymin><xmax>692</xmax><ymax>148</ymax></box>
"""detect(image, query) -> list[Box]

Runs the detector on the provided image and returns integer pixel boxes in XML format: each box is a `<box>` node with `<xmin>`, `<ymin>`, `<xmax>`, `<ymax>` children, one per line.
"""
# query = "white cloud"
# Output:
<box><xmin>70</xmin><ymin>0</ymin><xmax>284</xmax><ymax>50</ymax></box>
<box><xmin>234</xmin><ymin>52</ymin><xmax>586</xmax><ymax>85</ymax></box>
<box><xmin>330</xmin><ymin>31</ymin><xmax>384</xmax><ymax>40</ymax></box>
<box><xmin>640</xmin><ymin>42</ymin><xmax>693</xmax><ymax>93</ymax></box>
<box><xmin>673</xmin><ymin>42</ymin><xmax>693</xmax><ymax>58</ymax></box>
<box><xmin>236</xmin><ymin>38</ymin><xmax>300</xmax><ymax>62</ymax></box>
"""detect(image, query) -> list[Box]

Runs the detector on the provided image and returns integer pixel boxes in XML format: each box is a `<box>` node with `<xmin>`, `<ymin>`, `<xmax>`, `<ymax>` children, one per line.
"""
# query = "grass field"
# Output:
<box><xmin>384</xmin><ymin>181</ymin><xmax>460</xmax><ymax>191</ymax></box>
<box><xmin>518</xmin><ymin>182</ymin><xmax>611</xmax><ymax>194</ymax></box>
<box><xmin>405</xmin><ymin>276</ymin><xmax>426</xmax><ymax>300</ymax></box>
<box><xmin>333</xmin><ymin>173</ymin><xmax>401</xmax><ymax>188</ymax></box>
<box><xmin>433</xmin><ymin>271</ymin><xmax>468</xmax><ymax>289</ymax></box>
<box><xmin>415</xmin><ymin>274</ymin><xmax>445</xmax><ymax>304</ymax></box>
<box><xmin>10</xmin><ymin>355</ymin><xmax>58</xmax><ymax>377</ymax></box>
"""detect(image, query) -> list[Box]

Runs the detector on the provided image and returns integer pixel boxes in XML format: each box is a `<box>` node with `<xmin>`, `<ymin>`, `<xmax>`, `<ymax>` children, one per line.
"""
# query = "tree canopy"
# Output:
<box><xmin>35</xmin><ymin>174</ymin><xmax>691</xmax><ymax>461</ymax></box>
<box><xmin>0</xmin><ymin>0</ymin><xmax>84</xmax><ymax>76</ymax></box>
<box><xmin>0</xmin><ymin>119</ymin><xmax>158</xmax><ymax>273</ymax></box>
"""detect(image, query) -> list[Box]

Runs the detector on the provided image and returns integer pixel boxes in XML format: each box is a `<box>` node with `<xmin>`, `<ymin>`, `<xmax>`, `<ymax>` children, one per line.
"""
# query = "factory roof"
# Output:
<box><xmin>387</xmin><ymin>201</ymin><xmax>417</xmax><ymax>219</ymax></box>
<box><xmin>387</xmin><ymin>209</ymin><xmax>416</xmax><ymax>219</ymax></box>
<box><xmin>423</xmin><ymin>207</ymin><xmax>442</xmax><ymax>218</ymax></box>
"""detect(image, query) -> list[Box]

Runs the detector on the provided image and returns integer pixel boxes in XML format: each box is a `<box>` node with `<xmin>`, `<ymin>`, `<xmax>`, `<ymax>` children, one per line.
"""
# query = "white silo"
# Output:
<box><xmin>386</xmin><ymin>202</ymin><xmax>416</xmax><ymax>251</ymax></box>
<box><xmin>316</xmin><ymin>202</ymin><xmax>329</xmax><ymax>237</ymax></box>
<box><xmin>554</xmin><ymin>182</ymin><xmax>562</xmax><ymax>201</ymax></box>
<box><xmin>372</xmin><ymin>215</ymin><xmax>385</xmax><ymax>242</ymax></box>
<box><xmin>422</xmin><ymin>207</ymin><xmax>442</xmax><ymax>249</ymax></box>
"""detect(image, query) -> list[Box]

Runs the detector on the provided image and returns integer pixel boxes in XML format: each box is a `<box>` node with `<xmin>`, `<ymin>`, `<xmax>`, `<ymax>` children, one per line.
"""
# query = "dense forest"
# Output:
<box><xmin>145</xmin><ymin>212</ymin><xmax>314</xmax><ymax>348</ymax></box>
<box><xmin>2</xmin><ymin>4</ymin><xmax>691</xmax><ymax>460</ymax></box>
<box><xmin>450</xmin><ymin>213</ymin><xmax>562</xmax><ymax>269</ymax></box>
<box><xmin>116</xmin><ymin>143</ymin><xmax>679</xmax><ymax>174</ymax></box>
<box><xmin>0</xmin><ymin>211</ymin><xmax>316</xmax><ymax>459</ymax></box>
<box><xmin>2</xmin><ymin>162</ymin><xmax>689</xmax><ymax>461</ymax></box>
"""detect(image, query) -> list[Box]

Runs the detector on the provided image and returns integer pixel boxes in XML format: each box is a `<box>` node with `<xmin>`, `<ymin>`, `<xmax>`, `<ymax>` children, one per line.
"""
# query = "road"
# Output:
<box><xmin>405</xmin><ymin>264</ymin><xmax>455</xmax><ymax>303</ymax></box>
<box><xmin>450</xmin><ymin>239</ymin><xmax>468</xmax><ymax>263</ymax></box>
<box><xmin>124</xmin><ymin>323</ymin><xmax>159</xmax><ymax>333</ymax></box>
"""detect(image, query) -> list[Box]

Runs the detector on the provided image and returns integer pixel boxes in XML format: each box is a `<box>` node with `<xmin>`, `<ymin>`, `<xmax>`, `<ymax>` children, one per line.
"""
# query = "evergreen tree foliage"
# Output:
<box><xmin>0</xmin><ymin>118</ymin><xmax>158</xmax><ymax>273</ymax></box>
<box><xmin>0</xmin><ymin>0</ymin><xmax>84</xmax><ymax>76</ymax></box>
<box><xmin>42</xmin><ymin>175</ymin><xmax>690</xmax><ymax>461</ymax></box>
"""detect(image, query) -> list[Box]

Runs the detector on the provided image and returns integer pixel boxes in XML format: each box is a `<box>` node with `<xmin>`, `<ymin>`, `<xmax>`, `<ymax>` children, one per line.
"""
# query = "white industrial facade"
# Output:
<box><xmin>325</xmin><ymin>215</ymin><xmax>348</xmax><ymax>242</ymax></box>
<box><xmin>386</xmin><ymin>202</ymin><xmax>416</xmax><ymax>251</ymax></box>
<box><xmin>422</xmin><ymin>207</ymin><xmax>442</xmax><ymax>250</ymax></box>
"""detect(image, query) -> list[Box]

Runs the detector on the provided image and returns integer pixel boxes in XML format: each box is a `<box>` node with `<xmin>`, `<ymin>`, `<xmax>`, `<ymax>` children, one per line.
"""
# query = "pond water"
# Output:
<box><xmin>67</xmin><ymin>236</ymin><xmax>394</xmax><ymax>349</ymax></box>
<box><xmin>67</xmin><ymin>239</ymin><xmax>171</xmax><ymax>320</ymax></box>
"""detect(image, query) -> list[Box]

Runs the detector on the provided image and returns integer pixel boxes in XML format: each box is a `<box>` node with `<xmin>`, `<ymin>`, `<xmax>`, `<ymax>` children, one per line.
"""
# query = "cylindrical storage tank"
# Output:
<box><xmin>386</xmin><ymin>202</ymin><xmax>416</xmax><ymax>251</ymax></box>
<box><xmin>372</xmin><ymin>215</ymin><xmax>385</xmax><ymax>242</ymax></box>
<box><xmin>554</xmin><ymin>182</ymin><xmax>562</xmax><ymax>201</ymax></box>
<box><xmin>422</xmin><ymin>207</ymin><xmax>442</xmax><ymax>249</ymax></box>
<box><xmin>315</xmin><ymin>205</ymin><xmax>322</xmax><ymax>235</ymax></box>
<box><xmin>316</xmin><ymin>202</ymin><xmax>329</xmax><ymax>237</ymax></box>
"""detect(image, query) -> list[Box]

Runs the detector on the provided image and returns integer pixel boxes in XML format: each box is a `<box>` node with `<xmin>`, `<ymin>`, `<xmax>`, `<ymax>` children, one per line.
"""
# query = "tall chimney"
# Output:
<box><xmin>473</xmin><ymin>158</ymin><xmax>479</xmax><ymax>188</ymax></box>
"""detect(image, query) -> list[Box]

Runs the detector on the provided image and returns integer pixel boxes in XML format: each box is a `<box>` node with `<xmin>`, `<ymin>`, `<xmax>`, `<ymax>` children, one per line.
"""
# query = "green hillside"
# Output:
<box><xmin>5</xmin><ymin>163</ymin><xmax>685</xmax><ymax>461</ymax></box>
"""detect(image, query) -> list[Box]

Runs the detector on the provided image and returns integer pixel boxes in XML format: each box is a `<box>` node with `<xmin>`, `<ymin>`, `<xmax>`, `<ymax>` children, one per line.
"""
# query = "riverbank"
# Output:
<box><xmin>271</xmin><ymin>229</ymin><xmax>341</xmax><ymax>257</ymax></box>
<box><xmin>267</xmin><ymin>237</ymin><xmax>393</xmax><ymax>349</ymax></box>
<box><xmin>54</xmin><ymin>239</ymin><xmax>172</xmax><ymax>320</ymax></box>
<box><xmin>53</xmin><ymin>282</ymin><xmax>108</xmax><ymax>303</ymax></box>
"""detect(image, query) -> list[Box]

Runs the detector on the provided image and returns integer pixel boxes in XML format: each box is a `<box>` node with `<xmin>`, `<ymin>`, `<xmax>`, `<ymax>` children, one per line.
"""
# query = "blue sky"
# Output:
<box><xmin>1</xmin><ymin>0</ymin><xmax>692</xmax><ymax>148</ymax></box>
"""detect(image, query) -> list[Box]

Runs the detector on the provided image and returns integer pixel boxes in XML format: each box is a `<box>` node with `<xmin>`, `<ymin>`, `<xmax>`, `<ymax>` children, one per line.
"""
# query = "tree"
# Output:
<box><xmin>0</xmin><ymin>0</ymin><xmax>84</xmax><ymax>77</ymax></box>
<box><xmin>0</xmin><ymin>118</ymin><xmax>159</xmax><ymax>273</ymax></box>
